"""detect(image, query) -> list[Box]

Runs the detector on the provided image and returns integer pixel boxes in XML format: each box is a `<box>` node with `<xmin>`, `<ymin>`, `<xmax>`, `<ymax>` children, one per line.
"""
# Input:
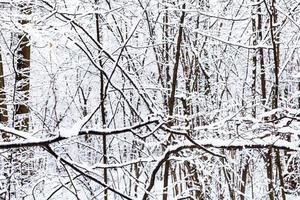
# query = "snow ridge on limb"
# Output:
<box><xmin>0</xmin><ymin>118</ymin><xmax>160</xmax><ymax>148</ymax></box>
<box><xmin>0</xmin><ymin>123</ymin><xmax>36</xmax><ymax>140</ymax></box>
<box><xmin>1</xmin><ymin>115</ymin><xmax>300</xmax><ymax>151</ymax></box>
<box><xmin>59</xmin><ymin>113</ymin><xmax>93</xmax><ymax>138</ymax></box>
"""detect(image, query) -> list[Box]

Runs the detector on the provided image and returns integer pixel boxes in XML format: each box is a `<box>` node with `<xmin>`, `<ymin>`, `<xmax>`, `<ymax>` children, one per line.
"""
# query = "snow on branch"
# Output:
<box><xmin>0</xmin><ymin>116</ymin><xmax>299</xmax><ymax>152</ymax></box>
<box><xmin>0</xmin><ymin>118</ymin><xmax>160</xmax><ymax>148</ymax></box>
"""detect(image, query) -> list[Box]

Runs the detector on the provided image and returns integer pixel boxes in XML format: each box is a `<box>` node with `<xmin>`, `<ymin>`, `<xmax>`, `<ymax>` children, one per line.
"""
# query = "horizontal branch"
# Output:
<box><xmin>0</xmin><ymin>119</ymin><xmax>299</xmax><ymax>152</ymax></box>
<box><xmin>0</xmin><ymin>119</ymin><xmax>159</xmax><ymax>149</ymax></box>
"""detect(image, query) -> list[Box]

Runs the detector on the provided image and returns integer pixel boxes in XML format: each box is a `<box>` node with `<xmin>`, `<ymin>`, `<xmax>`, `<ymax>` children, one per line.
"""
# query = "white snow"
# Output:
<box><xmin>59</xmin><ymin>113</ymin><xmax>93</xmax><ymax>138</ymax></box>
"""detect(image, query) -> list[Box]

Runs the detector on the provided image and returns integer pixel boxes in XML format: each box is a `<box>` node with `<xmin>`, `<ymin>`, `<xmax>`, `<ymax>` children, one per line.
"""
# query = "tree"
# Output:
<box><xmin>0</xmin><ymin>0</ymin><xmax>299</xmax><ymax>199</ymax></box>
<box><xmin>0</xmin><ymin>48</ymin><xmax>8</xmax><ymax>128</ymax></box>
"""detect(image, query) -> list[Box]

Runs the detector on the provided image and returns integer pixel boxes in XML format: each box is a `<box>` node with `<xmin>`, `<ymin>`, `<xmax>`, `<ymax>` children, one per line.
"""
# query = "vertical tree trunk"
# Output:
<box><xmin>95</xmin><ymin>2</ymin><xmax>108</xmax><ymax>199</ymax></box>
<box><xmin>266</xmin><ymin>147</ymin><xmax>274</xmax><ymax>200</ymax></box>
<box><xmin>240</xmin><ymin>159</ymin><xmax>249</xmax><ymax>200</ymax></box>
<box><xmin>251</xmin><ymin>3</ymin><xmax>257</xmax><ymax>117</ymax></box>
<box><xmin>10</xmin><ymin>5</ymin><xmax>31</xmax><ymax>200</ymax></box>
<box><xmin>163</xmin><ymin>4</ymin><xmax>186</xmax><ymax>200</ymax></box>
<box><xmin>298</xmin><ymin>81</ymin><xmax>300</xmax><ymax>108</ymax></box>
<box><xmin>163</xmin><ymin>2</ymin><xmax>171</xmax><ymax>95</ymax></box>
<box><xmin>257</xmin><ymin>2</ymin><xmax>266</xmax><ymax>105</ymax></box>
<box><xmin>14</xmin><ymin>6</ymin><xmax>31</xmax><ymax>131</ymax></box>
<box><xmin>269</xmin><ymin>1</ymin><xmax>286</xmax><ymax>199</ymax></box>
<box><xmin>240</xmin><ymin>2</ymin><xmax>259</xmax><ymax>198</ymax></box>
<box><xmin>161</xmin><ymin>1</ymin><xmax>171</xmax><ymax>198</ymax></box>
<box><xmin>0</xmin><ymin>48</ymin><xmax>8</xmax><ymax>127</ymax></box>
<box><xmin>0</xmin><ymin>48</ymin><xmax>9</xmax><ymax>200</ymax></box>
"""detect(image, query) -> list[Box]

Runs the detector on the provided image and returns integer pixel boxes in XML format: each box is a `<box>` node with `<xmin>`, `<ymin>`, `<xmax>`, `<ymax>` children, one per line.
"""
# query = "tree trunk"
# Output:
<box><xmin>14</xmin><ymin>7</ymin><xmax>31</xmax><ymax>131</ymax></box>
<box><xmin>11</xmin><ymin>4</ymin><xmax>31</xmax><ymax>200</ymax></box>
<box><xmin>0</xmin><ymin>48</ymin><xmax>8</xmax><ymax>127</ymax></box>
<box><xmin>163</xmin><ymin>4</ymin><xmax>186</xmax><ymax>200</ymax></box>
<box><xmin>269</xmin><ymin>1</ymin><xmax>285</xmax><ymax>199</ymax></box>
<box><xmin>95</xmin><ymin>2</ymin><xmax>108</xmax><ymax>199</ymax></box>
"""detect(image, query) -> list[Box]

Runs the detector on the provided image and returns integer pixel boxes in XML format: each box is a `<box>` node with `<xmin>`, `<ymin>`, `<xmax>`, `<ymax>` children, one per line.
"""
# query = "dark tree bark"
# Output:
<box><xmin>0</xmin><ymin>48</ymin><xmax>8</xmax><ymax>127</ymax></box>
<box><xmin>14</xmin><ymin>5</ymin><xmax>31</xmax><ymax>131</ymax></box>
<box><xmin>95</xmin><ymin>1</ymin><xmax>108</xmax><ymax>199</ymax></box>
<box><xmin>163</xmin><ymin>3</ymin><xmax>186</xmax><ymax>200</ymax></box>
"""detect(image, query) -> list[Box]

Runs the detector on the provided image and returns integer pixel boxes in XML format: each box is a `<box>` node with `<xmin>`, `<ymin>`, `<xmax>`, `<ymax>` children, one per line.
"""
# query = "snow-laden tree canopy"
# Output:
<box><xmin>0</xmin><ymin>0</ymin><xmax>300</xmax><ymax>199</ymax></box>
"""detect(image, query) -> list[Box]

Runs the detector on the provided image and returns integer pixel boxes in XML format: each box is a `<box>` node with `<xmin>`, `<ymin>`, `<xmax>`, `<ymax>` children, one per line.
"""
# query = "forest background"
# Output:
<box><xmin>0</xmin><ymin>0</ymin><xmax>300</xmax><ymax>199</ymax></box>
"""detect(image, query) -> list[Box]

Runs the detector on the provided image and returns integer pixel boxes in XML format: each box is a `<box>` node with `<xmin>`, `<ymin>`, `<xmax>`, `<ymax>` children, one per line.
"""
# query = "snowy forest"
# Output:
<box><xmin>0</xmin><ymin>0</ymin><xmax>300</xmax><ymax>199</ymax></box>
